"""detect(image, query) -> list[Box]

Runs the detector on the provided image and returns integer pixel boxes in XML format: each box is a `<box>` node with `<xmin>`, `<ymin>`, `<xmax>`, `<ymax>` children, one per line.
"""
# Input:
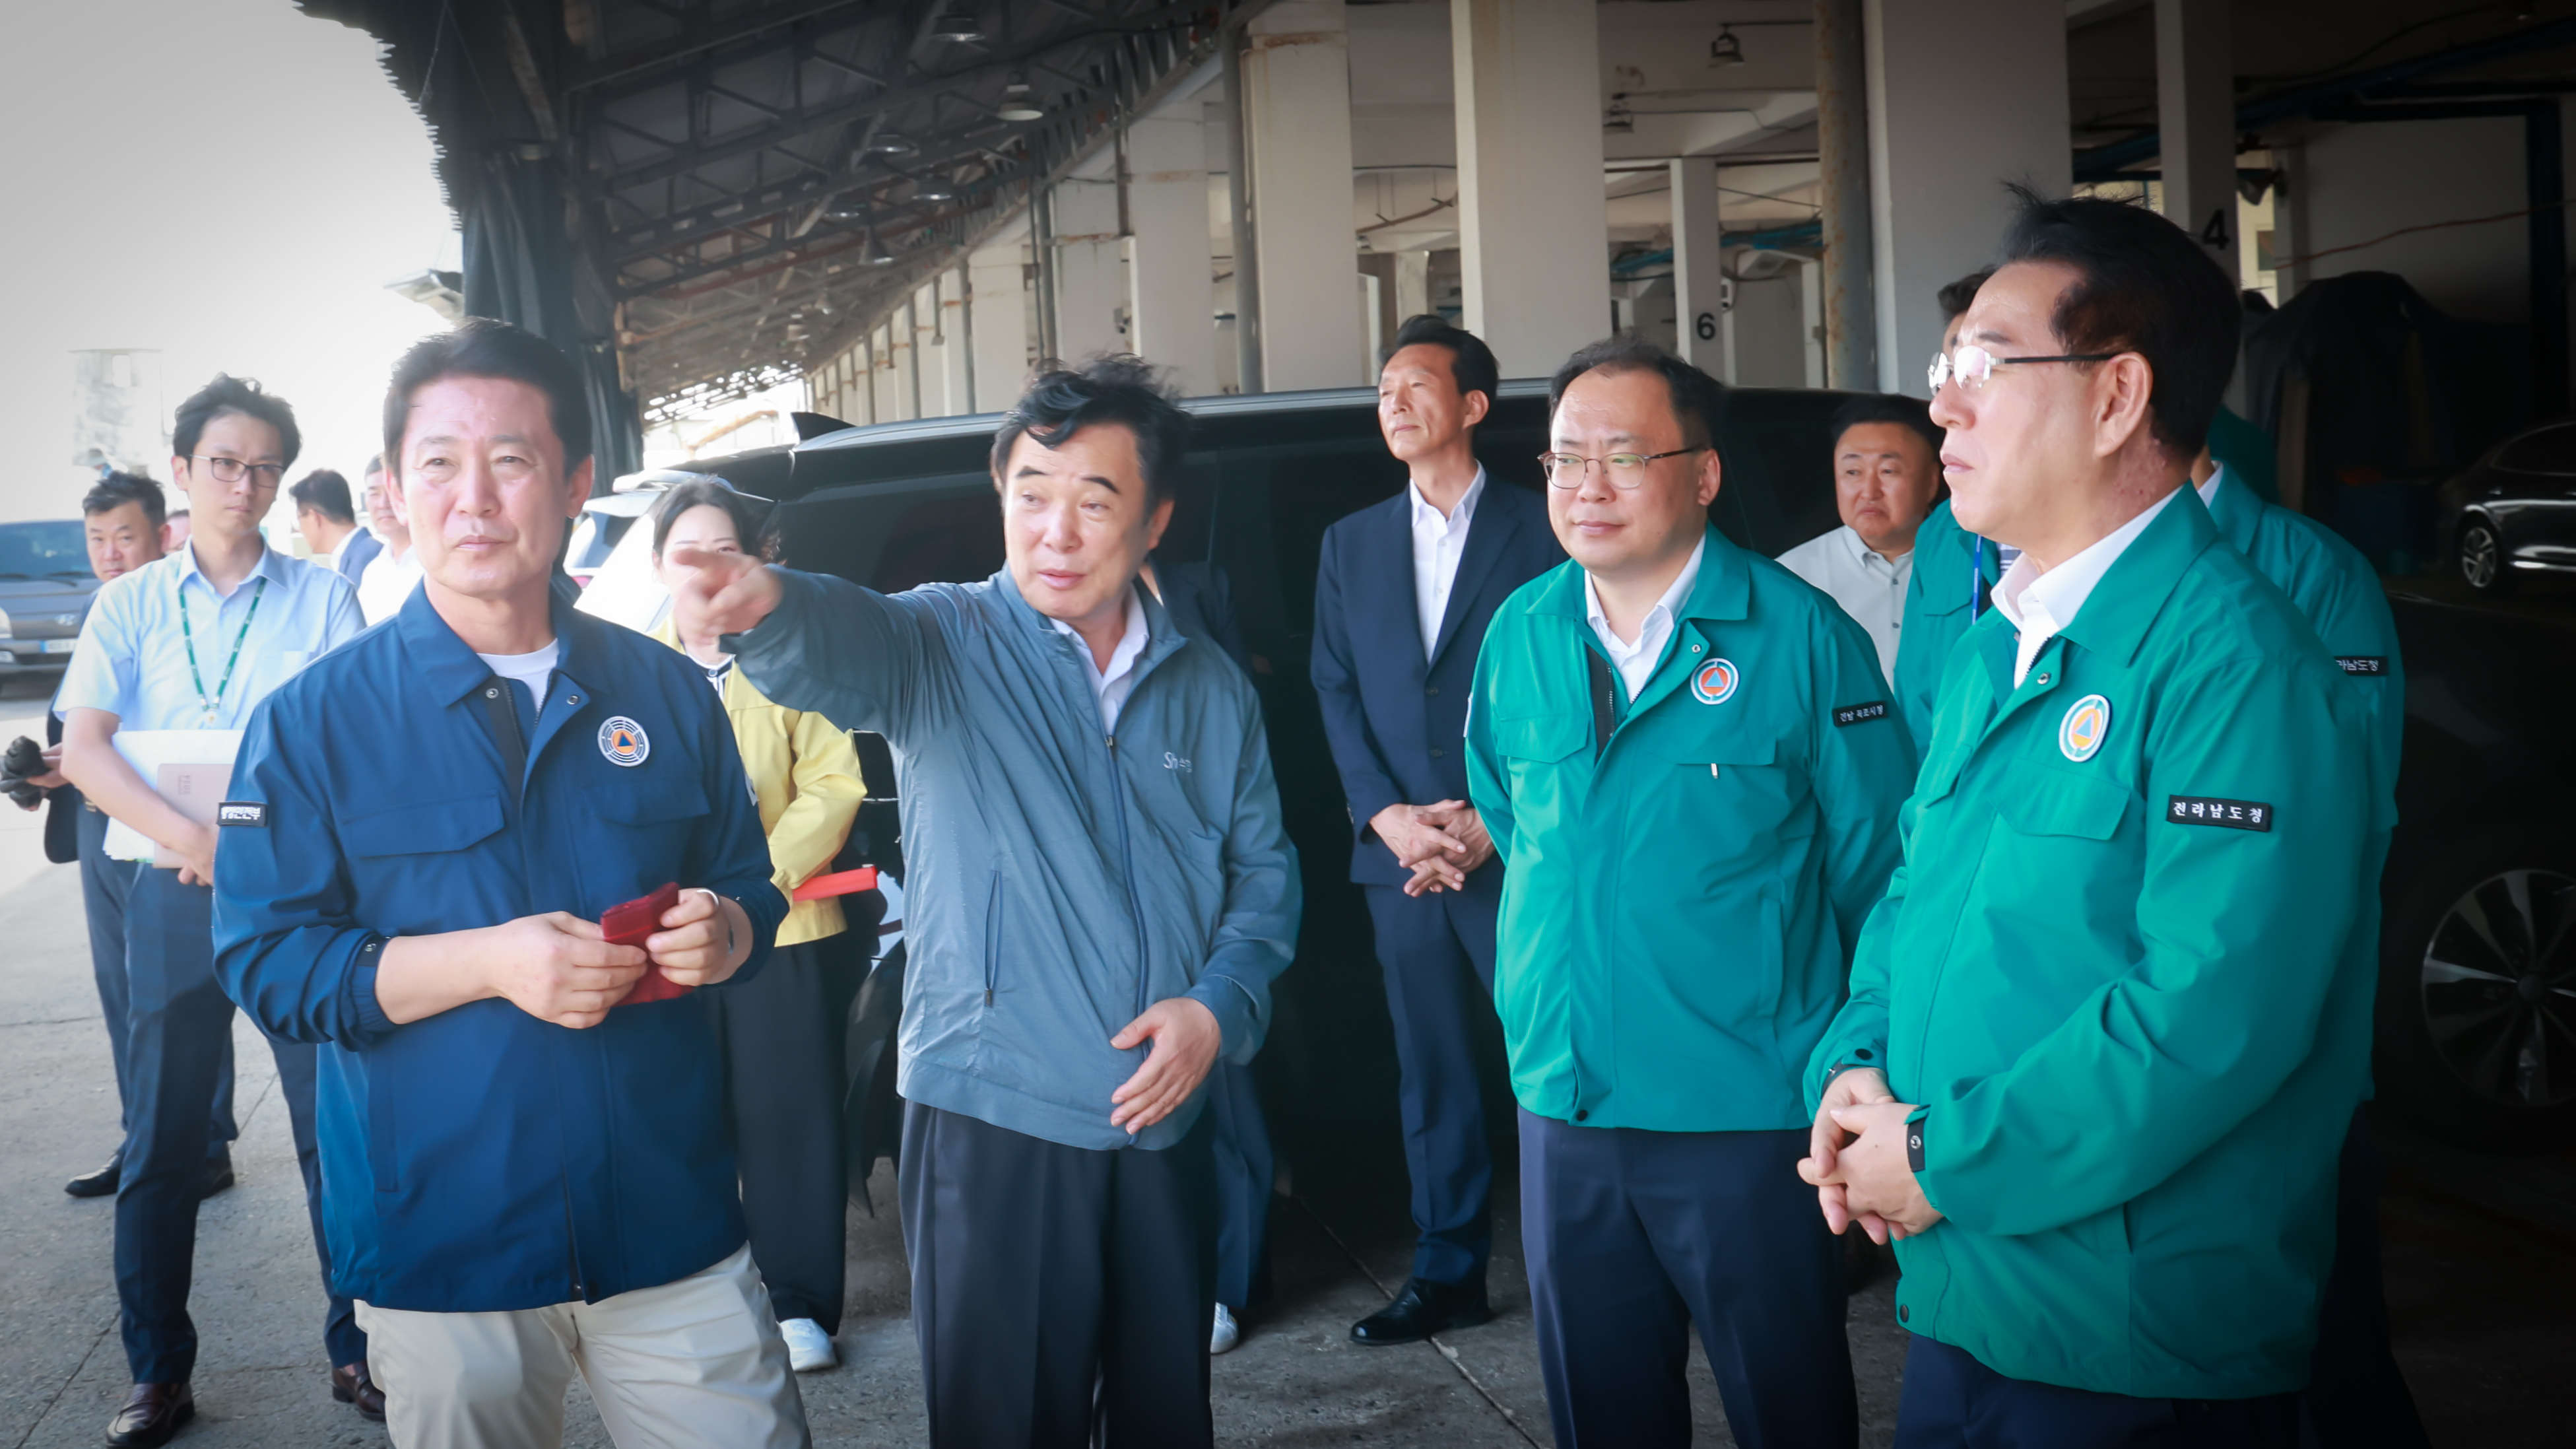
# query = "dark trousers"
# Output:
<box><xmin>77</xmin><ymin>805</ymin><xmax>232</xmax><ymax>1156</ymax></box>
<box><xmin>116</xmin><ymin>869</ymin><xmax>360</xmax><ymax>1384</ymax></box>
<box><xmin>2299</xmin><ymin>1109</ymin><xmax>2430</xmax><ymax>1448</ymax></box>
<box><xmin>1896</xmin><ymin>1334</ymin><xmax>2297</xmax><ymax>1448</ymax></box>
<box><xmin>702</xmin><ymin>933</ymin><xmax>861</xmax><ymax>1332</ymax></box>
<box><xmin>1205</xmin><ymin>1058</ymin><xmax>1273</xmax><ymax>1312</ymax></box>
<box><xmin>1363</xmin><ymin>882</ymin><xmax>1499</xmax><ymax>1287</ymax></box>
<box><xmin>900</xmin><ymin>1101</ymin><xmax>1216</xmax><ymax>1449</ymax></box>
<box><xmin>1519</xmin><ymin>1112</ymin><xmax>1856</xmax><ymax>1449</ymax></box>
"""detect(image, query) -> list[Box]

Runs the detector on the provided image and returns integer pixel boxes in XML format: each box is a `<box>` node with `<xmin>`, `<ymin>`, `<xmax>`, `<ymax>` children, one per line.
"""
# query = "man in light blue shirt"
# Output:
<box><xmin>59</xmin><ymin>374</ymin><xmax>370</xmax><ymax>1446</ymax></box>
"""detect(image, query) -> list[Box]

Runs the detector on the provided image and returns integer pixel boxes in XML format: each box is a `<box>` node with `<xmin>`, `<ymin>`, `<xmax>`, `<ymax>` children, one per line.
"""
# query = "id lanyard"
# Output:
<box><xmin>1969</xmin><ymin>538</ymin><xmax>1989</xmax><ymax>621</ymax></box>
<box><xmin>180</xmin><ymin>574</ymin><xmax>267</xmax><ymax>725</ymax></box>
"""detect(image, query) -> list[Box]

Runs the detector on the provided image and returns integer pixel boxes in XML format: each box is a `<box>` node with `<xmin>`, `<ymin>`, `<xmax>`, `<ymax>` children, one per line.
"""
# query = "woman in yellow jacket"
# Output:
<box><xmin>651</xmin><ymin>480</ymin><xmax>867</xmax><ymax>1374</ymax></box>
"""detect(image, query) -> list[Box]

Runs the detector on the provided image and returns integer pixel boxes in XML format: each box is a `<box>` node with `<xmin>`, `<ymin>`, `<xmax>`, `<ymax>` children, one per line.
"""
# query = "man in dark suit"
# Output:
<box><xmin>1313</xmin><ymin>316</ymin><xmax>1565</xmax><ymax>1344</ymax></box>
<box><xmin>336</xmin><ymin>457</ymin><xmax>386</xmax><ymax>586</ymax></box>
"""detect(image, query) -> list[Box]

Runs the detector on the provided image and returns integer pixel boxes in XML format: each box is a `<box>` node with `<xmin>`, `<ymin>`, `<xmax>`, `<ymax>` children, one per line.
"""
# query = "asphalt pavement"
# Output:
<box><xmin>1</xmin><ymin>671</ymin><xmax>2568</xmax><ymax>1447</ymax></box>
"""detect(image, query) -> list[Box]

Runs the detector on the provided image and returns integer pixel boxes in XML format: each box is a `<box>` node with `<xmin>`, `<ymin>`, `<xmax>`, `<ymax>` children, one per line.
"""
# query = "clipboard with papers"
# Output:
<box><xmin>101</xmin><ymin>729</ymin><xmax>244</xmax><ymax>865</ymax></box>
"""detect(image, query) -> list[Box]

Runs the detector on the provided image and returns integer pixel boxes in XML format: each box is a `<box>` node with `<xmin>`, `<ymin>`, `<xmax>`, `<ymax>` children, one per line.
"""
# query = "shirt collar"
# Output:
<box><xmin>1994</xmin><ymin>488</ymin><xmax>2180</xmax><ymax>639</ymax></box>
<box><xmin>1408</xmin><ymin>467</ymin><xmax>1486</xmax><ymax>535</ymax></box>
<box><xmin>174</xmin><ymin>538</ymin><xmax>292</xmax><ymax>595</ymax></box>
<box><xmin>1835</xmin><ymin>523</ymin><xmax>1909</xmax><ymax>573</ymax></box>
<box><xmin>1584</xmin><ymin>531</ymin><xmax>1706</xmax><ymax>643</ymax></box>
<box><xmin>401</xmin><ymin>579</ymin><xmax>601</xmax><ymax>707</ymax></box>
<box><xmin>1051</xmin><ymin>580</ymin><xmax>1149</xmax><ymax>675</ymax></box>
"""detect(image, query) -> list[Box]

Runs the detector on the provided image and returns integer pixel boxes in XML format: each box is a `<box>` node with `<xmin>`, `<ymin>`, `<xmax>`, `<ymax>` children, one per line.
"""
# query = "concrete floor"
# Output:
<box><xmin>1</xmin><ymin>675</ymin><xmax>2569</xmax><ymax>1447</ymax></box>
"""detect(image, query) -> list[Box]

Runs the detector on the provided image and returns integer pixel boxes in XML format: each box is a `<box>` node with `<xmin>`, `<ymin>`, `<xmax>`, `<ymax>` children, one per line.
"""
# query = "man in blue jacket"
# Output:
<box><xmin>681</xmin><ymin>354</ymin><xmax>1301</xmax><ymax>1448</ymax></box>
<box><xmin>1311</xmin><ymin>315</ymin><xmax>1562</xmax><ymax>1345</ymax></box>
<box><xmin>215</xmin><ymin>320</ymin><xmax>805</xmax><ymax>1449</ymax></box>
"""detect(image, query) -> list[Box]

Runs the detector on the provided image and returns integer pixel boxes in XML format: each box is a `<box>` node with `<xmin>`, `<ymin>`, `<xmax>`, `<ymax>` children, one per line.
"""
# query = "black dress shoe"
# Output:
<box><xmin>1350</xmin><ymin>1277</ymin><xmax>1492</xmax><ymax>1346</ymax></box>
<box><xmin>199</xmin><ymin>1156</ymin><xmax>234</xmax><ymax>1201</ymax></box>
<box><xmin>106</xmin><ymin>1381</ymin><xmax>193</xmax><ymax>1448</ymax></box>
<box><xmin>65</xmin><ymin>1153</ymin><xmax>122</xmax><ymax>1198</ymax></box>
<box><xmin>331</xmin><ymin>1361</ymin><xmax>386</xmax><ymax>1421</ymax></box>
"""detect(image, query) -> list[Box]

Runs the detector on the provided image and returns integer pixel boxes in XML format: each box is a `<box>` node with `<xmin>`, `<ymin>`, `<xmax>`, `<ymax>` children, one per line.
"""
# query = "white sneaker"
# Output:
<box><xmin>1210</xmin><ymin>1302</ymin><xmax>1241</xmax><ymax>1355</ymax></box>
<box><xmin>780</xmin><ymin>1317</ymin><xmax>836</xmax><ymax>1372</ymax></box>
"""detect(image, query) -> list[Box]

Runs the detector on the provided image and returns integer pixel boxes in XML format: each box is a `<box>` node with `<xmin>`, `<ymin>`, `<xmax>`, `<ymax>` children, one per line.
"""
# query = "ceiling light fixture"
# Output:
<box><xmin>930</xmin><ymin>9</ymin><xmax>984</xmax><ymax>44</ymax></box>
<box><xmin>997</xmin><ymin>80</ymin><xmax>1043</xmax><ymax>123</ymax></box>
<box><xmin>867</xmin><ymin>132</ymin><xmax>916</xmax><ymax>155</ymax></box>
<box><xmin>1709</xmin><ymin>27</ymin><xmax>1745</xmax><ymax>67</ymax></box>
<box><xmin>915</xmin><ymin>184</ymin><xmax>956</xmax><ymax>202</ymax></box>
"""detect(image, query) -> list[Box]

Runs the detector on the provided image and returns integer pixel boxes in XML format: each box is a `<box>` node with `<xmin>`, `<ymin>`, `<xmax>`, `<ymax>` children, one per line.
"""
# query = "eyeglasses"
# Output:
<box><xmin>1537</xmin><ymin>446</ymin><xmax>1705</xmax><ymax>490</ymax></box>
<box><xmin>1927</xmin><ymin>343</ymin><xmax>2121</xmax><ymax>394</ymax></box>
<box><xmin>183</xmin><ymin>455</ymin><xmax>287</xmax><ymax>485</ymax></box>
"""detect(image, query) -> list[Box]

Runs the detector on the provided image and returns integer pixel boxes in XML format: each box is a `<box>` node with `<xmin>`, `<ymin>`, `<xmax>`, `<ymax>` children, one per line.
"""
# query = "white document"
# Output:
<box><xmin>102</xmin><ymin>729</ymin><xmax>244</xmax><ymax>863</ymax></box>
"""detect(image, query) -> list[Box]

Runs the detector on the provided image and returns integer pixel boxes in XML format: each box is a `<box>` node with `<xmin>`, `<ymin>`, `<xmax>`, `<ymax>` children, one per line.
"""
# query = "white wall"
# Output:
<box><xmin>2301</xmin><ymin>116</ymin><xmax>2527</xmax><ymax>326</ymax></box>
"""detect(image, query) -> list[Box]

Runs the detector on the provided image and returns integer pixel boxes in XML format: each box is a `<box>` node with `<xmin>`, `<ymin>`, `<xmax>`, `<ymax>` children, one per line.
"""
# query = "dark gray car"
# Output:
<box><xmin>0</xmin><ymin>520</ymin><xmax>102</xmax><ymax>679</ymax></box>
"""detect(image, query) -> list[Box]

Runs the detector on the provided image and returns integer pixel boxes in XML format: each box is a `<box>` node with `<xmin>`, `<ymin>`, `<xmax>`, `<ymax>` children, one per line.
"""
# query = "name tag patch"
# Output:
<box><xmin>217</xmin><ymin>801</ymin><xmax>267</xmax><ymax>828</ymax></box>
<box><xmin>2167</xmin><ymin>795</ymin><xmax>2272</xmax><ymax>832</ymax></box>
<box><xmin>2336</xmin><ymin>656</ymin><xmax>2388</xmax><ymax>675</ymax></box>
<box><xmin>1833</xmin><ymin>700</ymin><xmax>1889</xmax><ymax>727</ymax></box>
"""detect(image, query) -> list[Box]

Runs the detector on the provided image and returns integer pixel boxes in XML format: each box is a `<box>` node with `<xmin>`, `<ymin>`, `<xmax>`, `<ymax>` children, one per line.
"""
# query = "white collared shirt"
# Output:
<box><xmin>1991</xmin><ymin>488</ymin><xmax>2183</xmax><ymax>687</ymax></box>
<box><xmin>357</xmin><ymin>544</ymin><xmax>424</xmax><ymax>627</ymax></box>
<box><xmin>1585</xmin><ymin>533</ymin><xmax>1706</xmax><ymax>701</ymax></box>
<box><xmin>1409</xmin><ymin>467</ymin><xmax>1486</xmax><ymax>658</ymax></box>
<box><xmin>1775</xmin><ymin>524</ymin><xmax>1913</xmax><ymax>683</ymax></box>
<box><xmin>2197</xmin><ymin>464</ymin><xmax>2228</xmax><ymax>509</ymax></box>
<box><xmin>1051</xmin><ymin>583</ymin><xmax>1150</xmax><ymax>732</ymax></box>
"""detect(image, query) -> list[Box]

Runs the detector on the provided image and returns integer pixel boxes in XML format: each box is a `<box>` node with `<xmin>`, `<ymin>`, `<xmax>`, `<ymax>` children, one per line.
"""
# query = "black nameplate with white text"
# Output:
<box><xmin>216</xmin><ymin>801</ymin><xmax>267</xmax><ymax>828</ymax></box>
<box><xmin>2166</xmin><ymin>796</ymin><xmax>2272</xmax><ymax>832</ymax></box>
<box><xmin>2335</xmin><ymin>656</ymin><xmax>2387</xmax><ymax>675</ymax></box>
<box><xmin>1833</xmin><ymin>700</ymin><xmax>1890</xmax><ymax>727</ymax></box>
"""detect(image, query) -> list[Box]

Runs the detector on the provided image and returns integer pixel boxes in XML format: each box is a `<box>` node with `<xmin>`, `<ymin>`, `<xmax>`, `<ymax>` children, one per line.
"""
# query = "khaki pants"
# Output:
<box><xmin>356</xmin><ymin>1244</ymin><xmax>809</xmax><ymax>1449</ymax></box>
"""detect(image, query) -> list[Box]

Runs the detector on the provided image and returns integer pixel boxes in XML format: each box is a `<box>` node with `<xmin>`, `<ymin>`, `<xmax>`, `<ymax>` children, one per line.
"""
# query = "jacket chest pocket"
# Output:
<box><xmin>341</xmin><ymin>794</ymin><xmax>508</xmax><ymax>935</ymax></box>
<box><xmin>583</xmin><ymin>779</ymin><xmax>712</xmax><ymax>887</ymax></box>
<box><xmin>1997</xmin><ymin>768</ymin><xmax>2129</xmax><ymax>842</ymax></box>
<box><xmin>1648</xmin><ymin>727</ymin><xmax>1810</xmax><ymax>850</ymax></box>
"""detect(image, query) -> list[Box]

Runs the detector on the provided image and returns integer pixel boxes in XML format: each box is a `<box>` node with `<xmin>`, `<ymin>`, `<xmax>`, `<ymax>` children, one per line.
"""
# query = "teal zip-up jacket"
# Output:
<box><xmin>2205</xmin><ymin>465</ymin><xmax>2403</xmax><ymax>1106</ymax></box>
<box><xmin>1806</xmin><ymin>487</ymin><xmax>2379</xmax><ymax>1398</ymax></box>
<box><xmin>1892</xmin><ymin>499</ymin><xmax>1997</xmax><ymax>760</ymax></box>
<box><xmin>732</xmin><ymin>567</ymin><xmax>1301</xmax><ymax>1152</ymax></box>
<box><xmin>1465</xmin><ymin>525</ymin><xmax>1914</xmax><ymax>1131</ymax></box>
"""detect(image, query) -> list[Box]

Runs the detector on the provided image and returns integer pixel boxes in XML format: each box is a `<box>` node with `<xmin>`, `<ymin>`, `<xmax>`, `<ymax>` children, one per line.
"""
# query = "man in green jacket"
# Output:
<box><xmin>1464</xmin><ymin>339</ymin><xmax>1913</xmax><ymax>1448</ymax></box>
<box><xmin>1891</xmin><ymin>268</ymin><xmax>2000</xmax><ymax>759</ymax></box>
<box><xmin>1801</xmin><ymin>193</ymin><xmax>2377</xmax><ymax>1446</ymax></box>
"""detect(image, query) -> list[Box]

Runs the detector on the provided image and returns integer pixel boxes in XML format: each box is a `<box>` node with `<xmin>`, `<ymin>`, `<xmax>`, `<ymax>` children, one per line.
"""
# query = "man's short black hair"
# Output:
<box><xmin>1546</xmin><ymin>336</ymin><xmax>1724</xmax><ymax>451</ymax></box>
<box><xmin>650</xmin><ymin>477</ymin><xmax>774</xmax><ymax>561</ymax></box>
<box><xmin>174</xmin><ymin>375</ymin><xmax>301</xmax><ymax>470</ymax></box>
<box><xmin>289</xmin><ymin>469</ymin><xmax>356</xmax><ymax>525</ymax></box>
<box><xmin>1936</xmin><ymin>267</ymin><xmax>1995</xmax><ymax>324</ymax></box>
<box><xmin>1382</xmin><ymin>314</ymin><xmax>1502</xmax><ymax>413</ymax></box>
<box><xmin>83</xmin><ymin>471</ymin><xmax>166</xmax><ymax>529</ymax></box>
<box><xmin>1829</xmin><ymin>394</ymin><xmax>1942</xmax><ymax>456</ymax></box>
<box><xmin>364</xmin><ymin>454</ymin><xmax>385</xmax><ymax>479</ymax></box>
<box><xmin>989</xmin><ymin>354</ymin><xmax>1189</xmax><ymax>506</ymax></box>
<box><xmin>1995</xmin><ymin>185</ymin><xmax>2239</xmax><ymax>460</ymax></box>
<box><xmin>383</xmin><ymin>317</ymin><xmax>593</xmax><ymax>474</ymax></box>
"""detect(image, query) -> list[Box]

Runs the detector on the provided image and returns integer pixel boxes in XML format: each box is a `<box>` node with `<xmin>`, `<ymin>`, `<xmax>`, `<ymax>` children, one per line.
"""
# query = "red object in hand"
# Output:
<box><xmin>603</xmin><ymin>882</ymin><xmax>690</xmax><ymax>1006</ymax></box>
<box><xmin>791</xmin><ymin>865</ymin><xmax>878</xmax><ymax>901</ymax></box>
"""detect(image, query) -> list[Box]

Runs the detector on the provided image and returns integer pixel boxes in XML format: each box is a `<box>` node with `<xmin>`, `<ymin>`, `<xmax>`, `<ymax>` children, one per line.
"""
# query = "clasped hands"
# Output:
<box><xmin>482</xmin><ymin>889</ymin><xmax>744</xmax><ymax>1030</ymax></box>
<box><xmin>1798</xmin><ymin>1066</ymin><xmax>1944</xmax><ymax>1244</ymax></box>
<box><xmin>1372</xmin><ymin>800</ymin><xmax>1493</xmax><ymax>896</ymax></box>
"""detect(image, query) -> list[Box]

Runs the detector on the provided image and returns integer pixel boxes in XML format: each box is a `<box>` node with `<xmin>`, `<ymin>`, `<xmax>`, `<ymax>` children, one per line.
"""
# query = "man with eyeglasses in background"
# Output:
<box><xmin>1462</xmin><ymin>338</ymin><xmax>1911</xmax><ymax>1448</ymax></box>
<box><xmin>1800</xmin><ymin>192</ymin><xmax>2376</xmax><ymax>1447</ymax></box>
<box><xmin>42</xmin><ymin>473</ymin><xmax>244</xmax><ymax>1207</ymax></box>
<box><xmin>1890</xmin><ymin>268</ymin><xmax>1999</xmax><ymax>758</ymax></box>
<box><xmin>59</xmin><ymin>376</ymin><xmax>373</xmax><ymax>1446</ymax></box>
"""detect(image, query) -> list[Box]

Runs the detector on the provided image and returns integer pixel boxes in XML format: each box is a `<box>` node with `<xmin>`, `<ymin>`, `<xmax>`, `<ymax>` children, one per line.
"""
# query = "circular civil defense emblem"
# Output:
<box><xmin>2058</xmin><ymin>694</ymin><xmax>2111</xmax><ymax>763</ymax></box>
<box><xmin>598</xmin><ymin>715</ymin><xmax>650</xmax><ymax>767</ymax></box>
<box><xmin>1690</xmin><ymin>657</ymin><xmax>1741</xmax><ymax>706</ymax></box>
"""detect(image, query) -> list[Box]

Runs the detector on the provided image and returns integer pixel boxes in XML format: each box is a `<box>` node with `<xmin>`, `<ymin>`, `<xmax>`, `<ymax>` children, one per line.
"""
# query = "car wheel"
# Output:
<box><xmin>2377</xmin><ymin>824</ymin><xmax>2576</xmax><ymax>1149</ymax></box>
<box><xmin>2456</xmin><ymin>517</ymin><xmax>2515</xmax><ymax>595</ymax></box>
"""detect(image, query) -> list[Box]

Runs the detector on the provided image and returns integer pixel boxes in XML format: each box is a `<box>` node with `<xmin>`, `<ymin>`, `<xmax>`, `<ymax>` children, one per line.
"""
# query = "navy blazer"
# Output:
<box><xmin>1311</xmin><ymin>475</ymin><xmax>1565</xmax><ymax>888</ymax></box>
<box><xmin>337</xmin><ymin>528</ymin><xmax>382</xmax><ymax>586</ymax></box>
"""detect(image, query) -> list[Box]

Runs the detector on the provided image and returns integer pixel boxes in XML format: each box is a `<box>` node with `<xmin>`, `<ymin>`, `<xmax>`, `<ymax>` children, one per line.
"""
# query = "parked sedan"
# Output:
<box><xmin>0</xmin><ymin>520</ymin><xmax>102</xmax><ymax>677</ymax></box>
<box><xmin>2440</xmin><ymin>417</ymin><xmax>2576</xmax><ymax>594</ymax></box>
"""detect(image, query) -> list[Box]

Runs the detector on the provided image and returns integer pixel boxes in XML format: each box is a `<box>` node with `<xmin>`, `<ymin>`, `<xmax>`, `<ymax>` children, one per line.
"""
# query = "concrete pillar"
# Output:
<box><xmin>969</xmin><ymin>241</ymin><xmax>1031</xmax><ymax>410</ymax></box>
<box><xmin>1670</xmin><ymin>156</ymin><xmax>1728</xmax><ymax>381</ymax></box>
<box><xmin>1244</xmin><ymin>1</ymin><xmax>1362</xmax><ymax>388</ymax></box>
<box><xmin>2156</xmin><ymin>0</ymin><xmax>2238</xmax><ymax>284</ymax></box>
<box><xmin>1865</xmin><ymin>0</ymin><xmax>2071</xmax><ymax>395</ymax></box>
<box><xmin>937</xmin><ymin>268</ymin><xmax>972</xmax><ymax>416</ymax></box>
<box><xmin>1126</xmin><ymin>110</ymin><xmax>1219</xmax><ymax>397</ymax></box>
<box><xmin>1453</xmin><ymin>0</ymin><xmax>1610</xmax><ymax>378</ymax></box>
<box><xmin>1395</xmin><ymin>249</ymin><xmax>1432</xmax><ymax>321</ymax></box>
<box><xmin>1817</xmin><ymin>0</ymin><xmax>1876</xmax><ymax>389</ymax></box>
<box><xmin>912</xmin><ymin>283</ymin><xmax>947</xmax><ymax>417</ymax></box>
<box><xmin>1051</xmin><ymin>150</ymin><xmax>1126</xmax><ymax>360</ymax></box>
<box><xmin>871</xmin><ymin>326</ymin><xmax>898</xmax><ymax>423</ymax></box>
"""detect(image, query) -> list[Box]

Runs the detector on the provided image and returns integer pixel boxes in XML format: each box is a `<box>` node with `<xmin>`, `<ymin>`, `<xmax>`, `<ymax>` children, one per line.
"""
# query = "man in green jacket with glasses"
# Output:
<box><xmin>1802</xmin><ymin>191</ymin><xmax>2378</xmax><ymax>1447</ymax></box>
<box><xmin>1464</xmin><ymin>338</ymin><xmax>1913</xmax><ymax>1448</ymax></box>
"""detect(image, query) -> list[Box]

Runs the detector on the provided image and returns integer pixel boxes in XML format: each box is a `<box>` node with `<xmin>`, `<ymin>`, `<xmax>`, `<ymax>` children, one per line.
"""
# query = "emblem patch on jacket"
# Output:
<box><xmin>2057</xmin><ymin>694</ymin><xmax>2111</xmax><ymax>762</ymax></box>
<box><xmin>1833</xmin><ymin>700</ymin><xmax>1888</xmax><ymax>727</ymax></box>
<box><xmin>1690</xmin><ymin>657</ymin><xmax>1740</xmax><ymax>705</ymax></box>
<box><xmin>598</xmin><ymin>716</ymin><xmax>650</xmax><ymax>766</ymax></box>
<box><xmin>2167</xmin><ymin>795</ymin><xmax>2273</xmax><ymax>832</ymax></box>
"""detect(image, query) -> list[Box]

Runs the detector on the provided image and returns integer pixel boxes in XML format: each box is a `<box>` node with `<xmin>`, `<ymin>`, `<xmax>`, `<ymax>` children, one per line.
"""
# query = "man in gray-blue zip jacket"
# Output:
<box><xmin>677</xmin><ymin>354</ymin><xmax>1300</xmax><ymax>1449</ymax></box>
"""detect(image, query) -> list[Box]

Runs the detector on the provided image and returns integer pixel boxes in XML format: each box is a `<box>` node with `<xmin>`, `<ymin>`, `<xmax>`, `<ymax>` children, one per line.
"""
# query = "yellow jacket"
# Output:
<box><xmin>654</xmin><ymin>622</ymin><xmax>866</xmax><ymax>946</ymax></box>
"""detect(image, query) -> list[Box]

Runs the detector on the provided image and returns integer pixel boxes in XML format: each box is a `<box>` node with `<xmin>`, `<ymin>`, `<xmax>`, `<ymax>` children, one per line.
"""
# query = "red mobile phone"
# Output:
<box><xmin>603</xmin><ymin>882</ymin><xmax>690</xmax><ymax>1006</ymax></box>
